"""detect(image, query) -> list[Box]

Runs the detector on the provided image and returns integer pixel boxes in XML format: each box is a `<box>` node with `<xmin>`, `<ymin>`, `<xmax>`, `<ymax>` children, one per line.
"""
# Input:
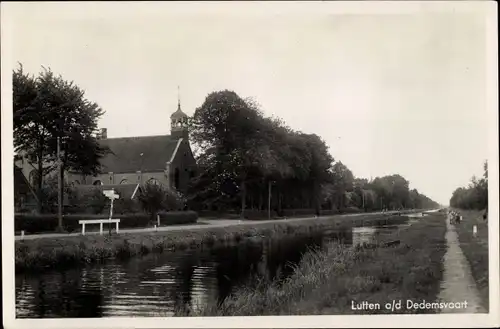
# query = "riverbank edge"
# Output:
<box><xmin>453</xmin><ymin>209</ymin><xmax>489</xmax><ymax>311</ymax></box>
<box><xmin>15</xmin><ymin>211</ymin><xmax>424</xmax><ymax>274</ymax></box>
<box><xmin>179</xmin><ymin>213</ymin><xmax>447</xmax><ymax>316</ymax></box>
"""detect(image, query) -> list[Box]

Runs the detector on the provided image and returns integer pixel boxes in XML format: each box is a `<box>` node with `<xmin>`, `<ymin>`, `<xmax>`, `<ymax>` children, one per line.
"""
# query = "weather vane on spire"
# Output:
<box><xmin>177</xmin><ymin>85</ymin><xmax>181</xmax><ymax>110</ymax></box>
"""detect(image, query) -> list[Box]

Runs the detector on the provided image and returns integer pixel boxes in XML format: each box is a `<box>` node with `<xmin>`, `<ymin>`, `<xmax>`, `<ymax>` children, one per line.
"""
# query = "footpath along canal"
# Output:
<box><xmin>437</xmin><ymin>216</ymin><xmax>486</xmax><ymax>313</ymax></box>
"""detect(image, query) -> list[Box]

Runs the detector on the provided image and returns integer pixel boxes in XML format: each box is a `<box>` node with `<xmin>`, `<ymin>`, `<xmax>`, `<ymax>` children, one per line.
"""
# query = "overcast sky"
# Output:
<box><xmin>3</xmin><ymin>2</ymin><xmax>495</xmax><ymax>205</ymax></box>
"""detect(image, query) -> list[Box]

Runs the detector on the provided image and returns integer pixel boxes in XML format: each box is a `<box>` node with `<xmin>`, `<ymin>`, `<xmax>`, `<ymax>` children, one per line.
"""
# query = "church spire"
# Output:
<box><xmin>171</xmin><ymin>85</ymin><xmax>188</xmax><ymax>139</ymax></box>
<box><xmin>177</xmin><ymin>85</ymin><xmax>181</xmax><ymax>111</ymax></box>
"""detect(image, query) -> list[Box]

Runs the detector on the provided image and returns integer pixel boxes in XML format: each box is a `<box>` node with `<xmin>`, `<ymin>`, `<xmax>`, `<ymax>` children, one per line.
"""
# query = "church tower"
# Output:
<box><xmin>170</xmin><ymin>86</ymin><xmax>189</xmax><ymax>139</ymax></box>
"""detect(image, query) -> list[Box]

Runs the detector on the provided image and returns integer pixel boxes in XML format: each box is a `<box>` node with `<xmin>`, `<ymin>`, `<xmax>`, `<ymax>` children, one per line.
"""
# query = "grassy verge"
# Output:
<box><xmin>178</xmin><ymin>213</ymin><xmax>447</xmax><ymax>316</ymax></box>
<box><xmin>15</xmin><ymin>213</ymin><xmax>416</xmax><ymax>274</ymax></box>
<box><xmin>454</xmin><ymin>209</ymin><xmax>489</xmax><ymax>311</ymax></box>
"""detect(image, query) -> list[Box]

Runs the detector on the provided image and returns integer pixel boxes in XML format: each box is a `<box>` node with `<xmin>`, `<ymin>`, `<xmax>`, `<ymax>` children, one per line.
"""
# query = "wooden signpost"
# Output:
<box><xmin>103</xmin><ymin>189</ymin><xmax>120</xmax><ymax>235</ymax></box>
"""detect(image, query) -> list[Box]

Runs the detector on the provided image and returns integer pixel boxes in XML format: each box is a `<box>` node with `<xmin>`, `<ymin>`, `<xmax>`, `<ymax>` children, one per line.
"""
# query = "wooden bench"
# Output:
<box><xmin>79</xmin><ymin>219</ymin><xmax>121</xmax><ymax>235</ymax></box>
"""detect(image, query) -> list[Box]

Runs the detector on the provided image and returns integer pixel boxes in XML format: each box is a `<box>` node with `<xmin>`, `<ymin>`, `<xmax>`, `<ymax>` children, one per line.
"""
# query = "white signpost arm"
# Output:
<box><xmin>109</xmin><ymin>198</ymin><xmax>114</xmax><ymax>221</ymax></box>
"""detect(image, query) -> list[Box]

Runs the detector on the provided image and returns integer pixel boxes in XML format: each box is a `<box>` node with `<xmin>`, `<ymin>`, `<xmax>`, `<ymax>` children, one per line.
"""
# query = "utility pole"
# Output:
<box><xmin>268</xmin><ymin>181</ymin><xmax>272</xmax><ymax>220</ymax></box>
<box><xmin>140</xmin><ymin>153</ymin><xmax>144</xmax><ymax>184</ymax></box>
<box><xmin>57</xmin><ymin>136</ymin><xmax>63</xmax><ymax>231</ymax></box>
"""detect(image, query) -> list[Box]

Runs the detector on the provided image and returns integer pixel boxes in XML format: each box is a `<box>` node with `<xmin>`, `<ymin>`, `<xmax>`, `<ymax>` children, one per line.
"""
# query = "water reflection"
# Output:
<box><xmin>16</xmin><ymin>217</ymin><xmax>411</xmax><ymax>318</ymax></box>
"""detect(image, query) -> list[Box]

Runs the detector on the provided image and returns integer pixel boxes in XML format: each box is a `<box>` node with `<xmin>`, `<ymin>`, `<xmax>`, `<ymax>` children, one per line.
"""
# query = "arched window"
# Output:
<box><xmin>120</xmin><ymin>179</ymin><xmax>129</xmax><ymax>184</ymax></box>
<box><xmin>93</xmin><ymin>180</ymin><xmax>103</xmax><ymax>186</ymax></box>
<box><xmin>174</xmin><ymin>168</ymin><xmax>180</xmax><ymax>189</ymax></box>
<box><xmin>148</xmin><ymin>178</ymin><xmax>160</xmax><ymax>186</ymax></box>
<box><xmin>28</xmin><ymin>170</ymin><xmax>38</xmax><ymax>187</ymax></box>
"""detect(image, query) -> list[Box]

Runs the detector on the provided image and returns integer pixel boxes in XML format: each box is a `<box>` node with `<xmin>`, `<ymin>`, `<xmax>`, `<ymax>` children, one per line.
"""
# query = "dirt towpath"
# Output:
<box><xmin>438</xmin><ymin>216</ymin><xmax>486</xmax><ymax>313</ymax></box>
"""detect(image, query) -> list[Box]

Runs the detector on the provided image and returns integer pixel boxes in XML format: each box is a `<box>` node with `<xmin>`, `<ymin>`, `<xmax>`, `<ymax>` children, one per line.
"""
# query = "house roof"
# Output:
<box><xmin>98</xmin><ymin>135</ymin><xmax>182</xmax><ymax>174</ymax></box>
<box><xmin>74</xmin><ymin>183</ymin><xmax>143</xmax><ymax>200</ymax></box>
<box><xmin>14</xmin><ymin>165</ymin><xmax>31</xmax><ymax>195</ymax></box>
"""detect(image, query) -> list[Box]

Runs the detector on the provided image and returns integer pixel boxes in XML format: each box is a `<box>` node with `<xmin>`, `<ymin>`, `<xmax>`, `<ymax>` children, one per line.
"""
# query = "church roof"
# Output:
<box><xmin>171</xmin><ymin>87</ymin><xmax>187</xmax><ymax>119</ymax></box>
<box><xmin>14</xmin><ymin>165</ymin><xmax>31</xmax><ymax>195</ymax></box>
<box><xmin>170</xmin><ymin>107</ymin><xmax>188</xmax><ymax>119</ymax></box>
<box><xmin>98</xmin><ymin>135</ymin><xmax>182</xmax><ymax>174</ymax></box>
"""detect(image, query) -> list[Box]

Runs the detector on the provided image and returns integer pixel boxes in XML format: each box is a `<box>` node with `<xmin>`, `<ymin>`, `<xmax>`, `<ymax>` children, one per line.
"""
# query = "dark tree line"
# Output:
<box><xmin>13</xmin><ymin>65</ymin><xmax>440</xmax><ymax>218</ymax></box>
<box><xmin>186</xmin><ymin>90</ymin><xmax>439</xmax><ymax>217</ymax></box>
<box><xmin>450</xmin><ymin>161</ymin><xmax>488</xmax><ymax>210</ymax></box>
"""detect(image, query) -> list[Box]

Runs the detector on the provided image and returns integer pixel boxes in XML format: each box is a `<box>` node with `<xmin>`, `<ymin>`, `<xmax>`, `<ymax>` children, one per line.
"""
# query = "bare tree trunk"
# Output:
<box><xmin>278</xmin><ymin>190</ymin><xmax>282</xmax><ymax>215</ymax></box>
<box><xmin>259</xmin><ymin>186</ymin><xmax>263</xmax><ymax>211</ymax></box>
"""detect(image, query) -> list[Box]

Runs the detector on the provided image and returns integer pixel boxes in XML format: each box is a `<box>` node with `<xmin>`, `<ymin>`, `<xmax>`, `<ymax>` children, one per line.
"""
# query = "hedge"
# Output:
<box><xmin>242</xmin><ymin>209</ymin><xmax>279</xmax><ymax>220</ymax></box>
<box><xmin>200</xmin><ymin>208</ymin><xmax>343</xmax><ymax>220</ymax></box>
<box><xmin>158</xmin><ymin>211</ymin><xmax>199</xmax><ymax>226</ymax></box>
<box><xmin>15</xmin><ymin>211</ymin><xmax>198</xmax><ymax>234</ymax></box>
<box><xmin>244</xmin><ymin>208</ymin><xmax>332</xmax><ymax>220</ymax></box>
<box><xmin>198</xmin><ymin>210</ymin><xmax>241</xmax><ymax>220</ymax></box>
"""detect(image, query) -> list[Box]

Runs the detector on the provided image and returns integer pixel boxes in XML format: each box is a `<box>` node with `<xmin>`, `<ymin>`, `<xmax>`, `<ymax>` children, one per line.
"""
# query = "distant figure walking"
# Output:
<box><xmin>447</xmin><ymin>210</ymin><xmax>461</xmax><ymax>225</ymax></box>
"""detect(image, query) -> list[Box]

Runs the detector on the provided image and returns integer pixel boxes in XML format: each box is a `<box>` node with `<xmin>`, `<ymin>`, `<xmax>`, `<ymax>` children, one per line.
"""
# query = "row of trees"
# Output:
<box><xmin>13</xmin><ymin>65</ymin><xmax>439</xmax><ymax>218</ymax></box>
<box><xmin>186</xmin><ymin>90</ymin><xmax>439</xmax><ymax>217</ymax></box>
<box><xmin>449</xmin><ymin>161</ymin><xmax>488</xmax><ymax>210</ymax></box>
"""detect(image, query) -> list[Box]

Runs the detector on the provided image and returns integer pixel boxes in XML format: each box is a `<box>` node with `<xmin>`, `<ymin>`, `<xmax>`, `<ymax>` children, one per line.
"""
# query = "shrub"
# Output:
<box><xmin>341</xmin><ymin>206</ymin><xmax>362</xmax><ymax>214</ymax></box>
<box><xmin>67</xmin><ymin>186</ymin><xmax>108</xmax><ymax>214</ymax></box>
<box><xmin>15</xmin><ymin>213</ymin><xmax>155</xmax><ymax>234</ymax></box>
<box><xmin>113</xmin><ymin>198</ymin><xmax>141</xmax><ymax>214</ymax></box>
<box><xmin>158</xmin><ymin>211</ymin><xmax>198</xmax><ymax>226</ymax></box>
<box><xmin>37</xmin><ymin>175</ymin><xmax>79</xmax><ymax>214</ymax></box>
<box><xmin>243</xmin><ymin>209</ymin><xmax>278</xmax><ymax>220</ymax></box>
<box><xmin>198</xmin><ymin>210</ymin><xmax>241</xmax><ymax>220</ymax></box>
<box><xmin>320</xmin><ymin>209</ymin><xmax>338</xmax><ymax>216</ymax></box>
<box><xmin>138</xmin><ymin>182</ymin><xmax>186</xmax><ymax>219</ymax></box>
<box><xmin>281</xmin><ymin>209</ymin><xmax>317</xmax><ymax>218</ymax></box>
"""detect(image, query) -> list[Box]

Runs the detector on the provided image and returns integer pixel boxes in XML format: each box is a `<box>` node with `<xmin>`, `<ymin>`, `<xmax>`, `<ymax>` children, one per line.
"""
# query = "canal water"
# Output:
<box><xmin>15</xmin><ymin>215</ymin><xmax>419</xmax><ymax>318</ymax></box>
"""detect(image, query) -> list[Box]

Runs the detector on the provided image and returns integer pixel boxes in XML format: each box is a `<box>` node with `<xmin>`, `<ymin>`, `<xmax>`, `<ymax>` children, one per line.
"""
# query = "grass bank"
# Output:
<box><xmin>15</xmin><ymin>212</ymin><xmax>415</xmax><ymax>274</ymax></box>
<box><xmin>178</xmin><ymin>213</ymin><xmax>446</xmax><ymax>316</ymax></box>
<box><xmin>454</xmin><ymin>209</ymin><xmax>489</xmax><ymax>311</ymax></box>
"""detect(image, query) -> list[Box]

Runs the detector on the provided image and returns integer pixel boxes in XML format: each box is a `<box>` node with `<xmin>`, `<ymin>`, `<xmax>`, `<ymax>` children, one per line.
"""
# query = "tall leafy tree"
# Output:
<box><xmin>449</xmin><ymin>160</ymin><xmax>488</xmax><ymax>210</ymax></box>
<box><xmin>187</xmin><ymin>89</ymin><xmax>440</xmax><ymax>217</ymax></box>
<box><xmin>13</xmin><ymin>64</ymin><xmax>109</xmax><ymax>215</ymax></box>
<box><xmin>328</xmin><ymin>161</ymin><xmax>354</xmax><ymax>210</ymax></box>
<box><xmin>189</xmin><ymin>90</ymin><xmax>270</xmax><ymax>217</ymax></box>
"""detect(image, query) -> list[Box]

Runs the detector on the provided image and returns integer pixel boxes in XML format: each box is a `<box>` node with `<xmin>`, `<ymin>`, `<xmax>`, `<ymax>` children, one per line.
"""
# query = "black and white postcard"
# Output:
<box><xmin>2</xmin><ymin>1</ymin><xmax>499</xmax><ymax>328</ymax></box>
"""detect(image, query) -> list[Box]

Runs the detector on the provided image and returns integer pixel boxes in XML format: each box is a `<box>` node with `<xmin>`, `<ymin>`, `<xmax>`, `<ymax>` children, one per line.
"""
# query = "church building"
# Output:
<box><xmin>69</xmin><ymin>97</ymin><xmax>197</xmax><ymax>194</ymax></box>
<box><xmin>14</xmin><ymin>95</ymin><xmax>197</xmax><ymax>203</ymax></box>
